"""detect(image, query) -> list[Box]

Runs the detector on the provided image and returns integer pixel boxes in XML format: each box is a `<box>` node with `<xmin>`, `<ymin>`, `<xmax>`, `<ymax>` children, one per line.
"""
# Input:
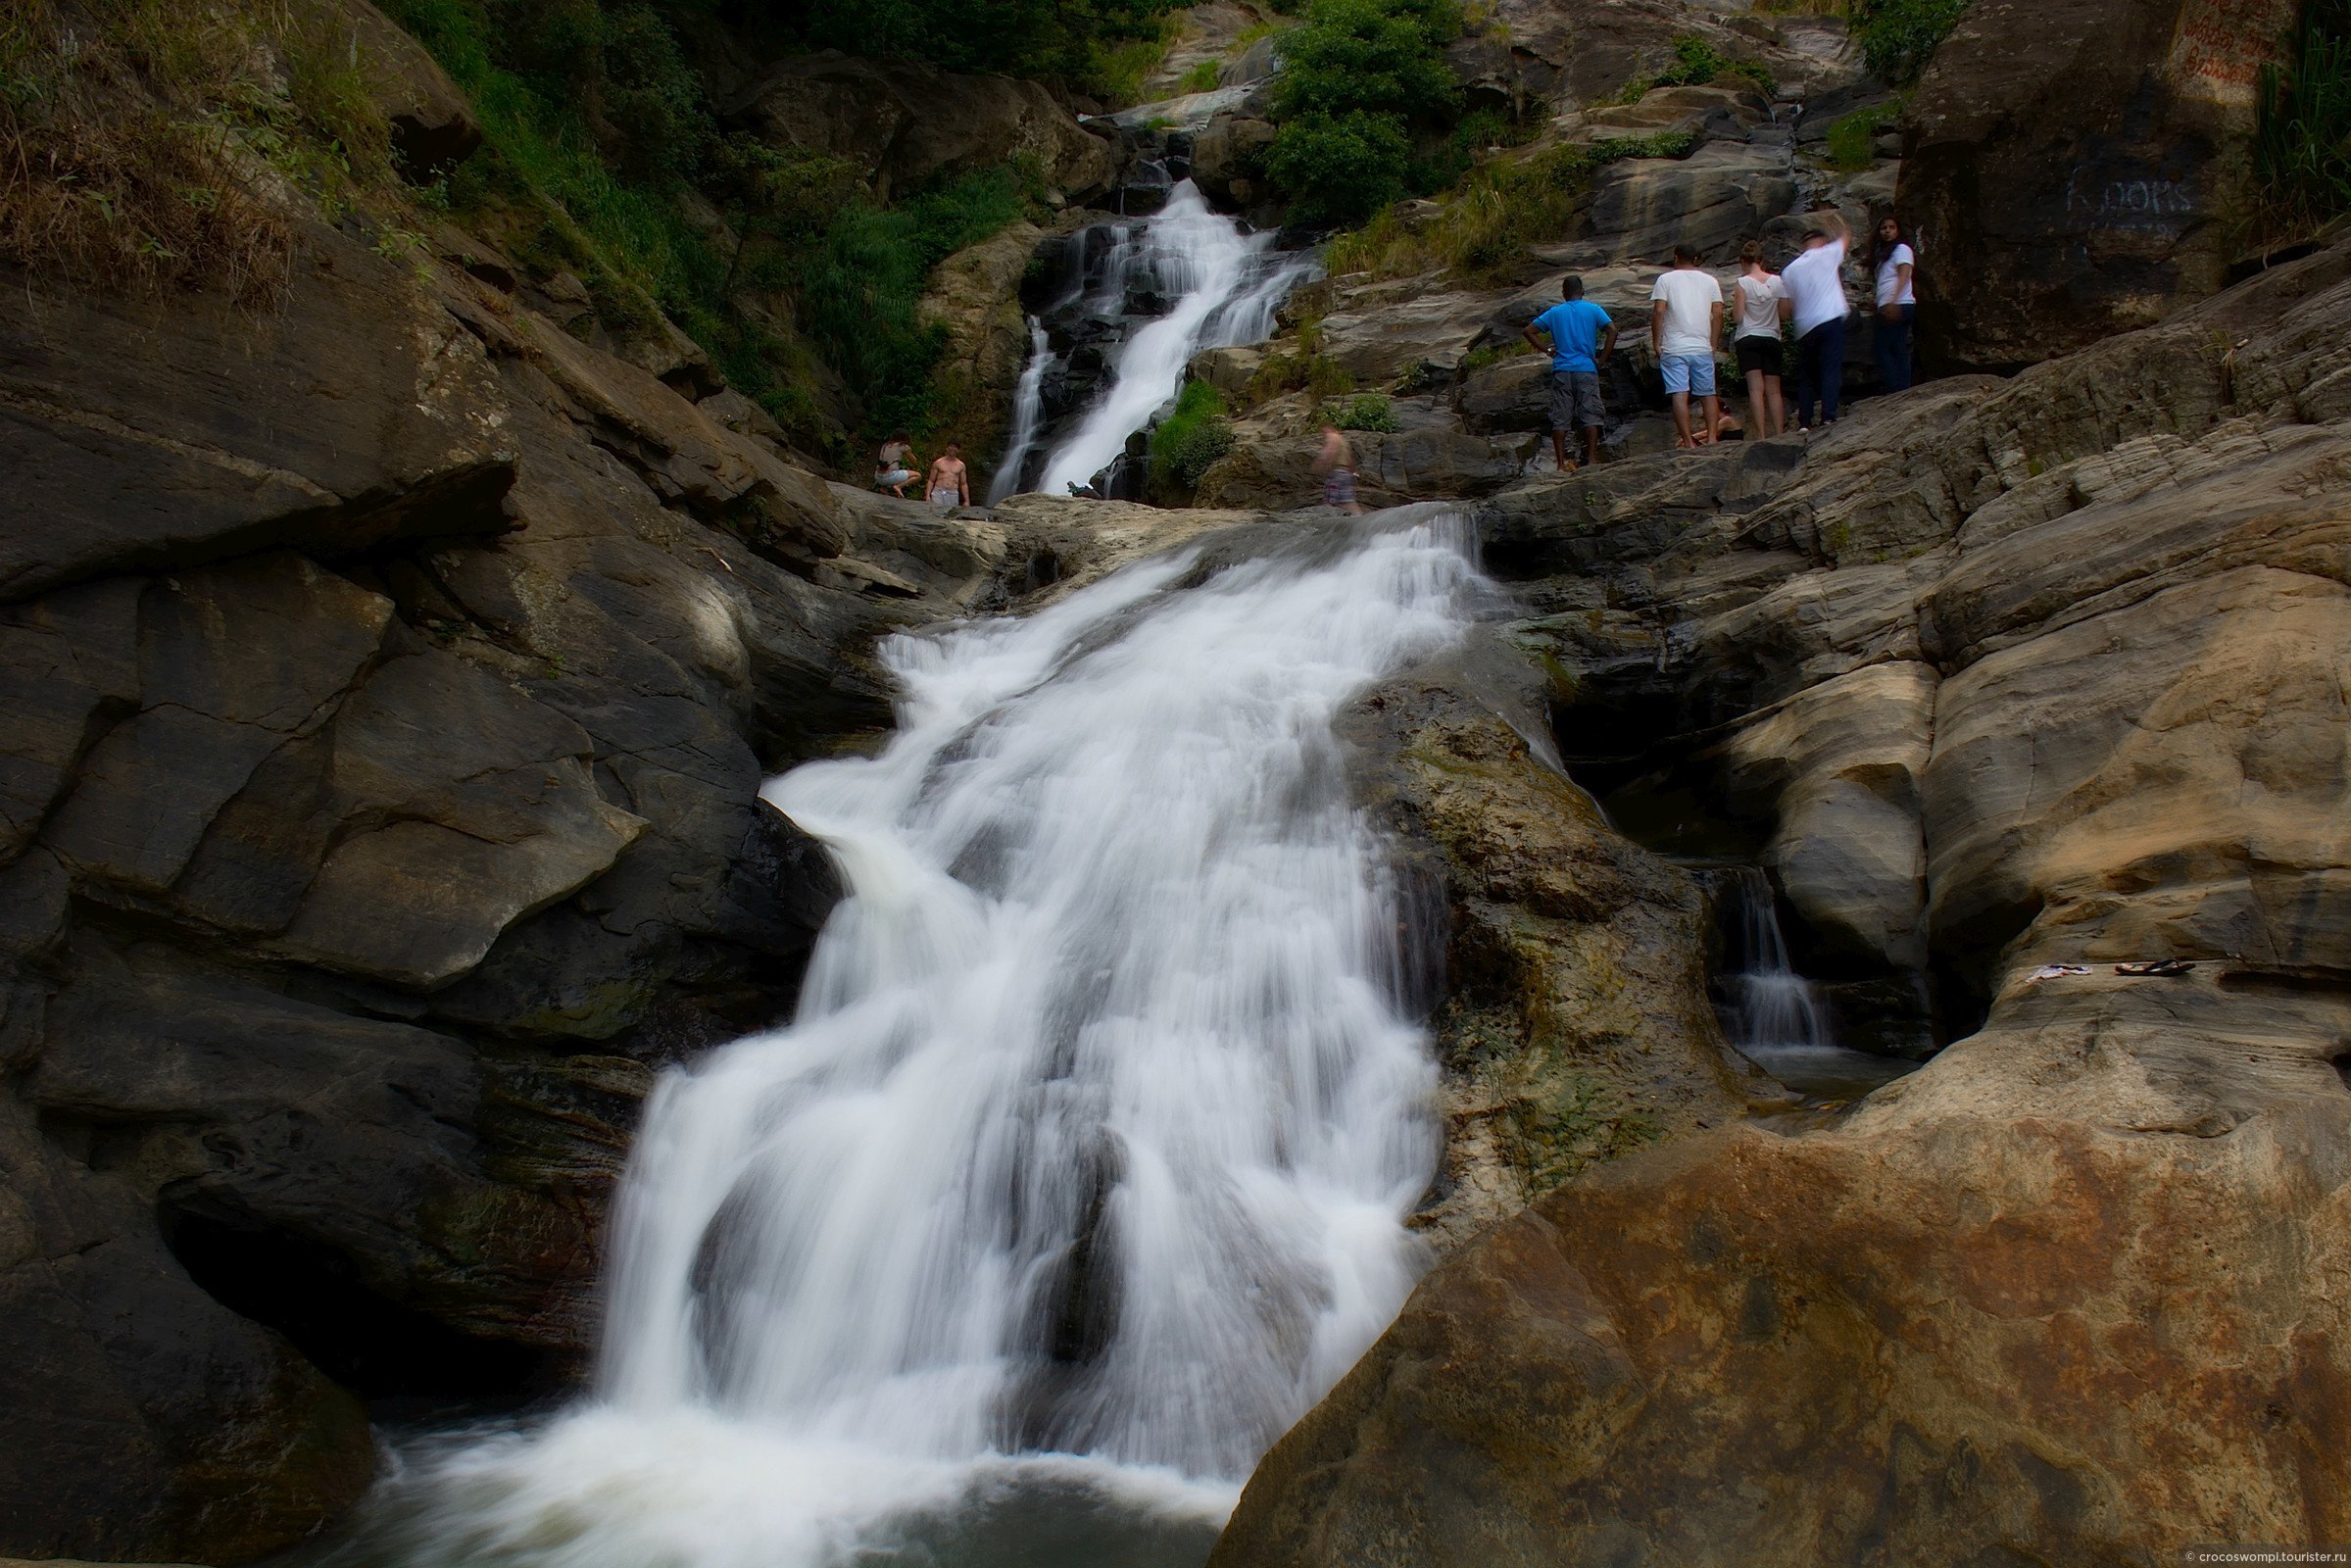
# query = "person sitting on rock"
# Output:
<box><xmin>1312</xmin><ymin>422</ymin><xmax>1364</xmax><ymax>514</ymax></box>
<box><xmin>875</xmin><ymin>431</ymin><xmax>918</xmax><ymax>498</ymax></box>
<box><xmin>1521</xmin><ymin>274</ymin><xmax>1617</xmax><ymax>470</ymax></box>
<box><xmin>926</xmin><ymin>442</ymin><xmax>969</xmax><ymax>510</ymax></box>
<box><xmin>1649</xmin><ymin>244</ymin><xmax>1725</xmax><ymax>450</ymax></box>
<box><xmin>1873</xmin><ymin>215</ymin><xmax>1919</xmax><ymax>394</ymax></box>
<box><xmin>1784</xmin><ymin>211</ymin><xmax>1853</xmax><ymax>430</ymax></box>
<box><xmin>1731</xmin><ymin>240</ymin><xmax>1790</xmax><ymax>439</ymax></box>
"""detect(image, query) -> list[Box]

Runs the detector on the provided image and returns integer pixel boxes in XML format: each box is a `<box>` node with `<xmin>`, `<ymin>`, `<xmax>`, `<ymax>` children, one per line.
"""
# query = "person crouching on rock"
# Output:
<box><xmin>1873</xmin><ymin>215</ymin><xmax>1918</xmax><ymax>394</ymax></box>
<box><xmin>926</xmin><ymin>442</ymin><xmax>969</xmax><ymax>510</ymax></box>
<box><xmin>1522</xmin><ymin>273</ymin><xmax>1617</xmax><ymax>470</ymax></box>
<box><xmin>876</xmin><ymin>431</ymin><xmax>919</xmax><ymax>498</ymax></box>
<box><xmin>1649</xmin><ymin>244</ymin><xmax>1724</xmax><ymax>450</ymax></box>
<box><xmin>1731</xmin><ymin>241</ymin><xmax>1790</xmax><ymax>439</ymax></box>
<box><xmin>1313</xmin><ymin>423</ymin><xmax>1364</xmax><ymax>514</ymax></box>
<box><xmin>1784</xmin><ymin>210</ymin><xmax>1853</xmax><ymax>431</ymax></box>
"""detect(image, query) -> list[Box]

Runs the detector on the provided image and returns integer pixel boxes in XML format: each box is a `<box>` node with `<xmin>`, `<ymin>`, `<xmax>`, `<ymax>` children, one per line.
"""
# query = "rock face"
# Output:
<box><xmin>1341</xmin><ymin>633</ymin><xmax>1775</xmax><ymax>1250</ymax></box>
<box><xmin>722</xmin><ymin>50</ymin><xmax>1118</xmax><ymax>203</ymax></box>
<box><xmin>1899</xmin><ymin>0</ymin><xmax>2300</xmax><ymax>369</ymax></box>
<box><xmin>1210</xmin><ymin>229</ymin><xmax>2351</xmax><ymax>1568</ymax></box>
<box><xmin>0</xmin><ymin>163</ymin><xmax>1021</xmax><ymax>1568</ymax></box>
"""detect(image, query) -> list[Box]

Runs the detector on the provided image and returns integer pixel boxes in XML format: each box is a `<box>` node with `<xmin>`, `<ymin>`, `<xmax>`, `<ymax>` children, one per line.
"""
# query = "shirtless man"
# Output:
<box><xmin>1312</xmin><ymin>423</ymin><xmax>1363</xmax><ymax>514</ymax></box>
<box><xmin>926</xmin><ymin>442</ymin><xmax>969</xmax><ymax>510</ymax></box>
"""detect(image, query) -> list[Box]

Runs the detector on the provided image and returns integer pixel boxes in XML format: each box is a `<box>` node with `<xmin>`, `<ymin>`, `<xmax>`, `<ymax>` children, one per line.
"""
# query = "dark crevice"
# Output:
<box><xmin>158</xmin><ymin>1196</ymin><xmax>560</xmax><ymax>1407</ymax></box>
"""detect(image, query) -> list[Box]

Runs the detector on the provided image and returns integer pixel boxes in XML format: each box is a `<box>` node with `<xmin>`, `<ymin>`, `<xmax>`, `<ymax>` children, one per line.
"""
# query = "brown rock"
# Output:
<box><xmin>1899</xmin><ymin>0</ymin><xmax>2301</xmax><ymax>369</ymax></box>
<box><xmin>341</xmin><ymin>0</ymin><xmax>481</xmax><ymax>173</ymax></box>
<box><xmin>0</xmin><ymin>251</ymin><xmax>516</xmax><ymax>604</ymax></box>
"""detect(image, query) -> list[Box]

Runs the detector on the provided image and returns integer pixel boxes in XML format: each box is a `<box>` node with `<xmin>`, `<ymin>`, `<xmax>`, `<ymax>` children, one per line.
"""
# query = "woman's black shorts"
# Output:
<box><xmin>1736</xmin><ymin>335</ymin><xmax>1785</xmax><ymax>376</ymax></box>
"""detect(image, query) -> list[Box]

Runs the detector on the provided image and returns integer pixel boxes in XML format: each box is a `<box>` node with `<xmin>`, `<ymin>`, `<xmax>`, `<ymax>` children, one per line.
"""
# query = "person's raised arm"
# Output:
<box><xmin>1521</xmin><ymin>319</ymin><xmax>1549</xmax><ymax>357</ymax></box>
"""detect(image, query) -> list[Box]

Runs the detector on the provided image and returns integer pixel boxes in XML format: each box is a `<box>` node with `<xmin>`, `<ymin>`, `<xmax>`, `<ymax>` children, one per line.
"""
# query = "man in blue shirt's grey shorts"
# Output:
<box><xmin>1522</xmin><ymin>275</ymin><xmax>1618</xmax><ymax>470</ymax></box>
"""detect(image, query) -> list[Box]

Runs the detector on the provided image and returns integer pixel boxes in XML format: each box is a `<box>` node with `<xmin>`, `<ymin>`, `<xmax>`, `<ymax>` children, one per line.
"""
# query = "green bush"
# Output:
<box><xmin>2255</xmin><ymin>0</ymin><xmax>2351</xmax><ymax>240</ymax></box>
<box><xmin>1266</xmin><ymin>110</ymin><xmax>1416</xmax><ymax>222</ymax></box>
<box><xmin>1620</xmin><ymin>34</ymin><xmax>1777</xmax><ymax>103</ymax></box>
<box><xmin>1265</xmin><ymin>0</ymin><xmax>1463</xmax><ymax>221</ymax></box>
<box><xmin>1180</xmin><ymin>59</ymin><xmax>1222</xmax><ymax>93</ymax></box>
<box><xmin>799</xmin><ymin>165</ymin><xmax>1049</xmax><ymax>435</ymax></box>
<box><xmin>1333</xmin><ymin>391</ymin><xmax>1397</xmax><ymax>430</ymax></box>
<box><xmin>1148</xmin><ymin>379</ymin><xmax>1235</xmax><ymax>497</ymax></box>
<box><xmin>1849</xmin><ymin>0</ymin><xmax>1970</xmax><ymax>86</ymax></box>
<box><xmin>1823</xmin><ymin>99</ymin><xmax>1901</xmax><ymax>171</ymax></box>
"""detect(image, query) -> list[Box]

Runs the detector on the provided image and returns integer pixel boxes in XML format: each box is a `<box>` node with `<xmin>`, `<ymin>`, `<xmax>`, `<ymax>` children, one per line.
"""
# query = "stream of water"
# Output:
<box><xmin>334</xmin><ymin>515</ymin><xmax>1484</xmax><ymax>1568</ymax></box>
<box><xmin>1010</xmin><ymin>182</ymin><xmax>1314</xmax><ymax>501</ymax></box>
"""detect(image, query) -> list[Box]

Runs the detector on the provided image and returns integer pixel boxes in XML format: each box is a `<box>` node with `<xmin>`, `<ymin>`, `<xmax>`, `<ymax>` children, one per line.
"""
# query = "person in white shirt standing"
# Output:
<box><xmin>1649</xmin><ymin>244</ymin><xmax>1725</xmax><ymax>449</ymax></box>
<box><xmin>1873</xmin><ymin>215</ymin><xmax>1918</xmax><ymax>393</ymax></box>
<box><xmin>1781</xmin><ymin>210</ymin><xmax>1852</xmax><ymax>430</ymax></box>
<box><xmin>1730</xmin><ymin>240</ymin><xmax>1790</xmax><ymax>438</ymax></box>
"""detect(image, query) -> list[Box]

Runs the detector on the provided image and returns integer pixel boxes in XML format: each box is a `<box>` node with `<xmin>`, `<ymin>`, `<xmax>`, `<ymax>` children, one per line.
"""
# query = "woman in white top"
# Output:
<box><xmin>1873</xmin><ymin>216</ymin><xmax>1918</xmax><ymax>393</ymax></box>
<box><xmin>1729</xmin><ymin>240</ymin><xmax>1791</xmax><ymax>438</ymax></box>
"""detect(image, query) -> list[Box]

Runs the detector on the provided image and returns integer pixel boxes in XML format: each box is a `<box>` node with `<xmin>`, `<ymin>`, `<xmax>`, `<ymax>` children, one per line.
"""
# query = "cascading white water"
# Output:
<box><xmin>1718</xmin><ymin>868</ymin><xmax>1911</xmax><ymax>1100</ymax></box>
<box><xmin>1036</xmin><ymin>182</ymin><xmax>1315</xmax><ymax>497</ymax></box>
<box><xmin>986</xmin><ymin>318</ymin><xmax>1052</xmax><ymax>505</ymax></box>
<box><xmin>359</xmin><ymin>514</ymin><xmax>1483</xmax><ymax>1568</ymax></box>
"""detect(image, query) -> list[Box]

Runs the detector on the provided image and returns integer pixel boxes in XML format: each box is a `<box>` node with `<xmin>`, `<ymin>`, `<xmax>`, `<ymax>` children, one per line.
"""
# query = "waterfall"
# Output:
<box><xmin>986</xmin><ymin>318</ymin><xmax>1051</xmax><ymax>505</ymax></box>
<box><xmin>360</xmin><ymin>514</ymin><xmax>1484</xmax><ymax>1568</ymax></box>
<box><xmin>1717</xmin><ymin>868</ymin><xmax>1913</xmax><ymax>1101</ymax></box>
<box><xmin>1033</xmin><ymin>182</ymin><xmax>1315</xmax><ymax>498</ymax></box>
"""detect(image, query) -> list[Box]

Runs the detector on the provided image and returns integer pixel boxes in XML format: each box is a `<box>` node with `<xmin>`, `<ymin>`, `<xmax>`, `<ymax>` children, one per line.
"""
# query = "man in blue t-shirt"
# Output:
<box><xmin>1521</xmin><ymin>275</ymin><xmax>1618</xmax><ymax>470</ymax></box>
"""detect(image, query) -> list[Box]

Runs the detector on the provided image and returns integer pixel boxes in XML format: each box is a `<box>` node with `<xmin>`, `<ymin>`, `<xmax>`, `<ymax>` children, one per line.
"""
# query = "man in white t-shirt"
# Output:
<box><xmin>1649</xmin><ymin>244</ymin><xmax>1724</xmax><ymax>449</ymax></box>
<box><xmin>1780</xmin><ymin>211</ymin><xmax>1852</xmax><ymax>429</ymax></box>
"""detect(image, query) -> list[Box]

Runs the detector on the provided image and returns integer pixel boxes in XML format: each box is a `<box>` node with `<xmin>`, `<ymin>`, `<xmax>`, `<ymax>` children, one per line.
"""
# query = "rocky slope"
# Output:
<box><xmin>2</xmin><ymin>0</ymin><xmax>2341</xmax><ymax>1559</ymax></box>
<box><xmin>0</xmin><ymin>9</ymin><xmax>1072</xmax><ymax>1558</ymax></box>
<box><xmin>1208</xmin><ymin>223</ymin><xmax>2351</xmax><ymax>1568</ymax></box>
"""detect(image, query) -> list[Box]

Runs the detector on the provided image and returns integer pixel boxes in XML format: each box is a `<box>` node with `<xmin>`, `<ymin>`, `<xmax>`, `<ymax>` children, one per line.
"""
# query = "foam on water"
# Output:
<box><xmin>354</xmin><ymin>515</ymin><xmax>1486</xmax><ymax>1568</ymax></box>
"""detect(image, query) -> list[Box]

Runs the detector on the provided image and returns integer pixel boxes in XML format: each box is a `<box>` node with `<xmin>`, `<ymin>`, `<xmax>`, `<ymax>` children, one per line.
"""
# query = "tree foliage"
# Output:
<box><xmin>1848</xmin><ymin>0</ymin><xmax>1971</xmax><ymax>86</ymax></box>
<box><xmin>1264</xmin><ymin>0</ymin><xmax>1463</xmax><ymax>223</ymax></box>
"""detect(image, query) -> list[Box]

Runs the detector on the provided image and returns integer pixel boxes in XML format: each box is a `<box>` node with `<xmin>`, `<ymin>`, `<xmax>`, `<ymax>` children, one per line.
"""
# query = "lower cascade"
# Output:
<box><xmin>355</xmin><ymin>516</ymin><xmax>1486</xmax><ymax>1567</ymax></box>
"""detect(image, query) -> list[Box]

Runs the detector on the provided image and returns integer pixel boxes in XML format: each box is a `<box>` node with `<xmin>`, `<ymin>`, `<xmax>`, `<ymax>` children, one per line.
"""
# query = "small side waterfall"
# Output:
<box><xmin>360</xmin><ymin>516</ymin><xmax>1485</xmax><ymax>1568</ymax></box>
<box><xmin>1006</xmin><ymin>181</ymin><xmax>1312</xmax><ymax>500</ymax></box>
<box><xmin>1717</xmin><ymin>868</ymin><xmax>1915</xmax><ymax>1102</ymax></box>
<box><xmin>986</xmin><ymin>318</ymin><xmax>1052</xmax><ymax>505</ymax></box>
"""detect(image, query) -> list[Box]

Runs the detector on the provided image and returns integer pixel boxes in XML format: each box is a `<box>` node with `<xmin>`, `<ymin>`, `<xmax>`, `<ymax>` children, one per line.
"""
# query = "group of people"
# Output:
<box><xmin>875</xmin><ymin>432</ymin><xmax>972</xmax><ymax>508</ymax></box>
<box><xmin>1523</xmin><ymin>211</ymin><xmax>1918</xmax><ymax>466</ymax></box>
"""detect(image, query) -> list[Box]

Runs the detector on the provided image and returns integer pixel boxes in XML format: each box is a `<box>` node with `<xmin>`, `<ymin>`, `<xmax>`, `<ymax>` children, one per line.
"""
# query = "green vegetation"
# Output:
<box><xmin>1148</xmin><ymin>379</ymin><xmax>1235</xmax><ymax>498</ymax></box>
<box><xmin>376</xmin><ymin>0</ymin><xmax>1057</xmax><ymax>459</ymax></box>
<box><xmin>1618</xmin><ymin>34</ymin><xmax>1777</xmax><ymax>104</ymax></box>
<box><xmin>1823</xmin><ymin>97</ymin><xmax>1903</xmax><ymax>171</ymax></box>
<box><xmin>1180</xmin><ymin>59</ymin><xmax>1222</xmax><ymax>93</ymax></box>
<box><xmin>1265</xmin><ymin>0</ymin><xmax>1464</xmax><ymax>223</ymax></box>
<box><xmin>1848</xmin><ymin>0</ymin><xmax>1970</xmax><ymax>86</ymax></box>
<box><xmin>1324</xmin><ymin>131</ymin><xmax>1698</xmax><ymax>283</ymax></box>
<box><xmin>1332</xmin><ymin>391</ymin><xmax>1397</xmax><ymax>431</ymax></box>
<box><xmin>0</xmin><ymin>0</ymin><xmax>398</xmax><ymax>301</ymax></box>
<box><xmin>780</xmin><ymin>0</ymin><xmax>1186</xmax><ymax>105</ymax></box>
<box><xmin>2254</xmin><ymin>0</ymin><xmax>2351</xmax><ymax>241</ymax></box>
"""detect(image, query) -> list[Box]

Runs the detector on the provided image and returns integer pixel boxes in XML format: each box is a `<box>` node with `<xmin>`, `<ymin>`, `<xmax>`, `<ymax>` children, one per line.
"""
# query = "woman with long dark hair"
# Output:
<box><xmin>1873</xmin><ymin>216</ymin><xmax>1918</xmax><ymax>394</ymax></box>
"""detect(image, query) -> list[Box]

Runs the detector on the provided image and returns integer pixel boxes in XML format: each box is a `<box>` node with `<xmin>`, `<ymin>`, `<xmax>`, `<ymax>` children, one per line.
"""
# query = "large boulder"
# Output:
<box><xmin>722</xmin><ymin>50</ymin><xmax>1118</xmax><ymax>204</ymax></box>
<box><xmin>1899</xmin><ymin>0</ymin><xmax>2302</xmax><ymax>369</ymax></box>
